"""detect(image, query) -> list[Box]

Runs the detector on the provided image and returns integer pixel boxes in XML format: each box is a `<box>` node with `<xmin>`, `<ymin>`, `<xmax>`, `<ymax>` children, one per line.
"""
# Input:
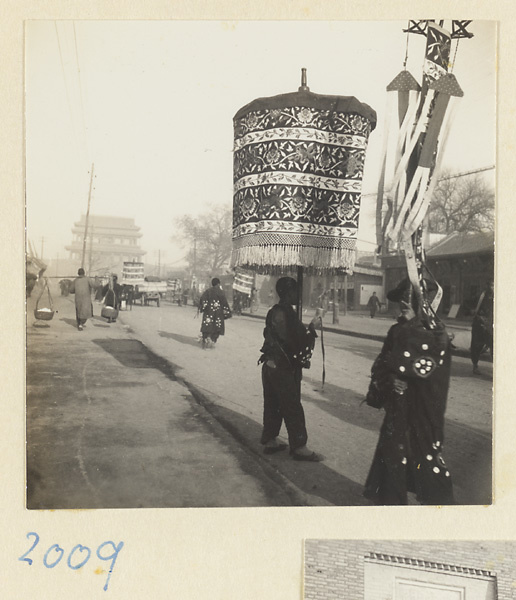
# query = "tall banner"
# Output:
<box><xmin>233</xmin><ymin>269</ymin><xmax>254</xmax><ymax>295</ymax></box>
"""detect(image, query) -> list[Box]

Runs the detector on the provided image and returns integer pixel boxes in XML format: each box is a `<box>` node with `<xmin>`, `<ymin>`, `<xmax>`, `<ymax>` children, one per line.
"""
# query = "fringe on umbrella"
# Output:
<box><xmin>230</xmin><ymin>245</ymin><xmax>356</xmax><ymax>275</ymax></box>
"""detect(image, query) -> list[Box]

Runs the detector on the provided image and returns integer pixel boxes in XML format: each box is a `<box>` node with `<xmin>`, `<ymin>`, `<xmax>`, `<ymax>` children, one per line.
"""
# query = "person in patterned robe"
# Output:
<box><xmin>363</xmin><ymin>278</ymin><xmax>455</xmax><ymax>505</ymax></box>
<box><xmin>198</xmin><ymin>278</ymin><xmax>232</xmax><ymax>348</ymax></box>
<box><xmin>259</xmin><ymin>277</ymin><xmax>322</xmax><ymax>461</ymax></box>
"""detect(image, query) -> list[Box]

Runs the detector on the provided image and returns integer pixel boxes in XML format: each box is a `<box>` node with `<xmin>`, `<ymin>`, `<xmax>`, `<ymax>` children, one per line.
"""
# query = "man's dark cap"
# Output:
<box><xmin>276</xmin><ymin>276</ymin><xmax>297</xmax><ymax>298</ymax></box>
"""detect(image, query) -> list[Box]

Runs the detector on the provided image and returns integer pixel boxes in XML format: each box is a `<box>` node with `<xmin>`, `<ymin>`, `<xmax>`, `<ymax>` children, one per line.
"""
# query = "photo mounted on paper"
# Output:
<box><xmin>25</xmin><ymin>20</ymin><xmax>495</xmax><ymax>509</ymax></box>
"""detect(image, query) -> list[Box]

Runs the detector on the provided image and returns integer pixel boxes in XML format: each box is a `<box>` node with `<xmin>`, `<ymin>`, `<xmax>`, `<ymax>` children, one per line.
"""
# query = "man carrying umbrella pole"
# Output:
<box><xmin>231</xmin><ymin>71</ymin><xmax>376</xmax><ymax>461</ymax></box>
<box><xmin>258</xmin><ymin>277</ymin><xmax>323</xmax><ymax>461</ymax></box>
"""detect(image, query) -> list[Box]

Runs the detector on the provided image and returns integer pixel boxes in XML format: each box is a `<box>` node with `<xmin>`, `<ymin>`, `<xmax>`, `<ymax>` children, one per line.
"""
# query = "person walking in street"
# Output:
<box><xmin>470</xmin><ymin>280</ymin><xmax>494</xmax><ymax>375</ymax></box>
<box><xmin>363</xmin><ymin>277</ymin><xmax>455</xmax><ymax>505</ymax></box>
<box><xmin>93</xmin><ymin>276</ymin><xmax>104</xmax><ymax>302</ymax></box>
<box><xmin>101</xmin><ymin>274</ymin><xmax>122</xmax><ymax>324</ymax></box>
<box><xmin>69</xmin><ymin>268</ymin><xmax>94</xmax><ymax>331</ymax></box>
<box><xmin>258</xmin><ymin>277</ymin><xmax>322</xmax><ymax>461</ymax></box>
<box><xmin>232</xmin><ymin>290</ymin><xmax>243</xmax><ymax>316</ymax></box>
<box><xmin>198</xmin><ymin>278</ymin><xmax>232</xmax><ymax>349</ymax></box>
<box><xmin>367</xmin><ymin>291</ymin><xmax>382</xmax><ymax>318</ymax></box>
<box><xmin>250</xmin><ymin>287</ymin><xmax>258</xmax><ymax>314</ymax></box>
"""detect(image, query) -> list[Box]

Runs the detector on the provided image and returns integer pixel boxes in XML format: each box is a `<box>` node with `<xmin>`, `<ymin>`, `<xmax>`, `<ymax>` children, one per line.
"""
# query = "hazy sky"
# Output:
<box><xmin>25</xmin><ymin>20</ymin><xmax>496</xmax><ymax>267</ymax></box>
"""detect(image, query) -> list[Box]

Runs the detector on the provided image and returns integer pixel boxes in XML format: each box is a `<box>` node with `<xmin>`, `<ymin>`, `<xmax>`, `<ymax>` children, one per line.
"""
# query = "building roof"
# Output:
<box><xmin>365</xmin><ymin>553</ymin><xmax>495</xmax><ymax>579</ymax></box>
<box><xmin>354</xmin><ymin>264</ymin><xmax>383</xmax><ymax>277</ymax></box>
<box><xmin>426</xmin><ymin>231</ymin><xmax>494</xmax><ymax>258</ymax></box>
<box><xmin>354</xmin><ymin>252</ymin><xmax>385</xmax><ymax>276</ymax></box>
<box><xmin>74</xmin><ymin>215</ymin><xmax>141</xmax><ymax>231</ymax></box>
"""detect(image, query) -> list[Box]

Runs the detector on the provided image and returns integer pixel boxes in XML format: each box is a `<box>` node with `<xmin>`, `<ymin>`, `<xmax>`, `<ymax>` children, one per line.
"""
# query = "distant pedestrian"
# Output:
<box><xmin>198</xmin><ymin>278</ymin><xmax>232</xmax><ymax>348</ymax></box>
<box><xmin>59</xmin><ymin>279</ymin><xmax>71</xmax><ymax>297</ymax></box>
<box><xmin>250</xmin><ymin>287</ymin><xmax>258</xmax><ymax>313</ymax></box>
<box><xmin>232</xmin><ymin>290</ymin><xmax>242</xmax><ymax>316</ymax></box>
<box><xmin>101</xmin><ymin>274</ymin><xmax>122</xmax><ymax>323</ymax></box>
<box><xmin>470</xmin><ymin>280</ymin><xmax>494</xmax><ymax>375</ymax></box>
<box><xmin>367</xmin><ymin>291</ymin><xmax>381</xmax><ymax>318</ymax></box>
<box><xmin>191</xmin><ymin>284</ymin><xmax>200</xmax><ymax>307</ymax></box>
<box><xmin>93</xmin><ymin>277</ymin><xmax>104</xmax><ymax>302</ymax></box>
<box><xmin>267</xmin><ymin>287</ymin><xmax>274</xmax><ymax>308</ymax></box>
<box><xmin>258</xmin><ymin>277</ymin><xmax>322</xmax><ymax>461</ymax></box>
<box><xmin>69</xmin><ymin>268</ymin><xmax>94</xmax><ymax>331</ymax></box>
<box><xmin>363</xmin><ymin>277</ymin><xmax>455</xmax><ymax>505</ymax></box>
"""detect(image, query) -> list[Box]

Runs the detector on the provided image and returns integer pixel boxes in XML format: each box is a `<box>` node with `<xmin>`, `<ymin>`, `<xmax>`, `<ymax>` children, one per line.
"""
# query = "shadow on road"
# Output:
<box><xmin>304</xmin><ymin>381</ymin><xmax>383</xmax><ymax>434</ymax></box>
<box><xmin>158</xmin><ymin>330</ymin><xmax>200</xmax><ymax>348</ymax></box>
<box><xmin>442</xmin><ymin>419</ymin><xmax>492</xmax><ymax>505</ymax></box>
<box><xmin>329</xmin><ymin>337</ymin><xmax>381</xmax><ymax>362</ymax></box>
<box><xmin>60</xmin><ymin>316</ymin><xmax>111</xmax><ymax>329</ymax></box>
<box><xmin>186</xmin><ymin>383</ymin><xmax>369</xmax><ymax>506</ymax></box>
<box><xmin>93</xmin><ymin>339</ymin><xmax>179</xmax><ymax>379</ymax></box>
<box><xmin>60</xmin><ymin>317</ymin><xmax>80</xmax><ymax>329</ymax></box>
<box><xmin>31</xmin><ymin>321</ymin><xmax>52</xmax><ymax>329</ymax></box>
<box><xmin>450</xmin><ymin>359</ymin><xmax>494</xmax><ymax>380</ymax></box>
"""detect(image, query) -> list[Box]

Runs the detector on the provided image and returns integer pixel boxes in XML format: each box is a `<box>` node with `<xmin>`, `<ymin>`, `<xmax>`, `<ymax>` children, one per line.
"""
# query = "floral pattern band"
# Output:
<box><xmin>232</xmin><ymin>101</ymin><xmax>375</xmax><ymax>273</ymax></box>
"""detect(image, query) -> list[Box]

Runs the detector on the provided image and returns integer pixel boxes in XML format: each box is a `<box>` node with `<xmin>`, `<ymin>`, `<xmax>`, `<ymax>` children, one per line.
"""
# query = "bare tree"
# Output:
<box><xmin>428</xmin><ymin>170</ymin><xmax>495</xmax><ymax>234</ymax></box>
<box><xmin>175</xmin><ymin>204</ymin><xmax>233</xmax><ymax>280</ymax></box>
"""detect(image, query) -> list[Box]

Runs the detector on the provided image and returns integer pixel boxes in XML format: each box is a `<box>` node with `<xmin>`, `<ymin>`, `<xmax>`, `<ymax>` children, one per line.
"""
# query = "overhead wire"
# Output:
<box><xmin>54</xmin><ymin>21</ymin><xmax>80</xmax><ymax>156</ymax></box>
<box><xmin>73</xmin><ymin>21</ymin><xmax>91</xmax><ymax>165</ymax></box>
<box><xmin>55</xmin><ymin>21</ymin><xmax>91</xmax><ymax>170</ymax></box>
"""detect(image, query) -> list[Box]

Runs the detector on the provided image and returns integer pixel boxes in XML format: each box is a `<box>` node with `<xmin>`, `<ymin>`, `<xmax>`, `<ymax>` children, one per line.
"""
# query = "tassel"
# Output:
<box><xmin>230</xmin><ymin>245</ymin><xmax>356</xmax><ymax>275</ymax></box>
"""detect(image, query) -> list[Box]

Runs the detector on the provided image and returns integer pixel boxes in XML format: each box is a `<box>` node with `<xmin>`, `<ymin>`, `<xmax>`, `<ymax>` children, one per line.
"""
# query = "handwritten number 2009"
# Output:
<box><xmin>19</xmin><ymin>532</ymin><xmax>124</xmax><ymax>591</ymax></box>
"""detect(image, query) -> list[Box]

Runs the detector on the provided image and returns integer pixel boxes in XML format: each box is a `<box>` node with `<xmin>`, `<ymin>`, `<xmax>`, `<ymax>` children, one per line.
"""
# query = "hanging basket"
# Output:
<box><xmin>34</xmin><ymin>279</ymin><xmax>55</xmax><ymax>321</ymax></box>
<box><xmin>34</xmin><ymin>307</ymin><xmax>55</xmax><ymax>321</ymax></box>
<box><xmin>101</xmin><ymin>305</ymin><xmax>118</xmax><ymax>319</ymax></box>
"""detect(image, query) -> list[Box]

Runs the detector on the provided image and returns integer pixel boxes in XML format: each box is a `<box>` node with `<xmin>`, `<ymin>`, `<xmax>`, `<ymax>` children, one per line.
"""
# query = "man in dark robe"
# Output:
<box><xmin>470</xmin><ymin>280</ymin><xmax>494</xmax><ymax>375</ymax></box>
<box><xmin>364</xmin><ymin>277</ymin><xmax>455</xmax><ymax>505</ymax></box>
<box><xmin>367</xmin><ymin>291</ymin><xmax>381</xmax><ymax>318</ymax></box>
<box><xmin>69</xmin><ymin>268</ymin><xmax>94</xmax><ymax>331</ymax></box>
<box><xmin>198</xmin><ymin>278</ymin><xmax>232</xmax><ymax>348</ymax></box>
<box><xmin>101</xmin><ymin>274</ymin><xmax>122</xmax><ymax>323</ymax></box>
<box><xmin>259</xmin><ymin>277</ymin><xmax>322</xmax><ymax>461</ymax></box>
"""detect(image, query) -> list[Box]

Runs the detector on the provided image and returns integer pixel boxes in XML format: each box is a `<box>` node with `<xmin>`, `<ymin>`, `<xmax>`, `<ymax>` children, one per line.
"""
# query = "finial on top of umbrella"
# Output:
<box><xmin>299</xmin><ymin>68</ymin><xmax>310</xmax><ymax>91</ymax></box>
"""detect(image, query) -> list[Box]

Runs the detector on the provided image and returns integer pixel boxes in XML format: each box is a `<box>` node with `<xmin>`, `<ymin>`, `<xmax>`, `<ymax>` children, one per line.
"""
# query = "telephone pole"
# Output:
<box><xmin>81</xmin><ymin>163</ymin><xmax>95</xmax><ymax>270</ymax></box>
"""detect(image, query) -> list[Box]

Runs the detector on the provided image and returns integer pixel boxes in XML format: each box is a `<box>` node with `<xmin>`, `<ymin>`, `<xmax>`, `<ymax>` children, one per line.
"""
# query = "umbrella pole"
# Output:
<box><xmin>296</xmin><ymin>266</ymin><xmax>303</xmax><ymax>320</ymax></box>
<box><xmin>296</xmin><ymin>265</ymin><xmax>304</xmax><ymax>398</ymax></box>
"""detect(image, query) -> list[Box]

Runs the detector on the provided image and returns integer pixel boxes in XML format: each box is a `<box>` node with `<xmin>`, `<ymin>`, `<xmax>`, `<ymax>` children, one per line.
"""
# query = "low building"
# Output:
<box><xmin>426</xmin><ymin>231</ymin><xmax>494</xmax><ymax>315</ymax></box>
<box><xmin>305</xmin><ymin>539</ymin><xmax>514</xmax><ymax>599</ymax></box>
<box><xmin>382</xmin><ymin>231</ymin><xmax>494</xmax><ymax>316</ymax></box>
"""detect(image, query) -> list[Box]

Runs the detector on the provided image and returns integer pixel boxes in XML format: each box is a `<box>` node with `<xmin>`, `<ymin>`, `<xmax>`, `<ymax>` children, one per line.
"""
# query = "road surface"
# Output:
<box><xmin>26</xmin><ymin>286</ymin><xmax>493</xmax><ymax>508</ymax></box>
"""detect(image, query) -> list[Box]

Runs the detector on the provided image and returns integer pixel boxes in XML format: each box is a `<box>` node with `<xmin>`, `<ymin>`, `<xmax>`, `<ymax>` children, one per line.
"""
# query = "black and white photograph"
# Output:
<box><xmin>25</xmin><ymin>20</ymin><xmax>495</xmax><ymax>509</ymax></box>
<box><xmin>304</xmin><ymin>539</ymin><xmax>513</xmax><ymax>599</ymax></box>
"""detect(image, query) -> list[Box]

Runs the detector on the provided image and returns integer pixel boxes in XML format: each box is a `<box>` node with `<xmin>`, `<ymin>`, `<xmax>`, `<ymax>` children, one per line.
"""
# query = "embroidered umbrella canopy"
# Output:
<box><xmin>231</xmin><ymin>72</ymin><xmax>377</xmax><ymax>275</ymax></box>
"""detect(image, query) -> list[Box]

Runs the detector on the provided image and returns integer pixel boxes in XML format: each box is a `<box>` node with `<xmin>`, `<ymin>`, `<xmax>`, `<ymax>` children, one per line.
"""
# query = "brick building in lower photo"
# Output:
<box><xmin>304</xmin><ymin>540</ymin><xmax>516</xmax><ymax>599</ymax></box>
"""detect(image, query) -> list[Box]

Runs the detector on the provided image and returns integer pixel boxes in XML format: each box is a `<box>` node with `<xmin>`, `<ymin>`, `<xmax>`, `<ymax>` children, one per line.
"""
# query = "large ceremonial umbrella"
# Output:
<box><xmin>231</xmin><ymin>71</ymin><xmax>377</xmax><ymax>312</ymax></box>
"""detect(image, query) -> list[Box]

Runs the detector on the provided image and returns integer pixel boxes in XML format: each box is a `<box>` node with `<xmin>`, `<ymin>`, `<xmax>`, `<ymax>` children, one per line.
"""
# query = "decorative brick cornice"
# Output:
<box><xmin>365</xmin><ymin>552</ymin><xmax>496</xmax><ymax>579</ymax></box>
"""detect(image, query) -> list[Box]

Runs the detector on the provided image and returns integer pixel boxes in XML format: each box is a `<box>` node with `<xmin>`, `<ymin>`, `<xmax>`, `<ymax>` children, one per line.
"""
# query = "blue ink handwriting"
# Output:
<box><xmin>19</xmin><ymin>532</ymin><xmax>124</xmax><ymax>591</ymax></box>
